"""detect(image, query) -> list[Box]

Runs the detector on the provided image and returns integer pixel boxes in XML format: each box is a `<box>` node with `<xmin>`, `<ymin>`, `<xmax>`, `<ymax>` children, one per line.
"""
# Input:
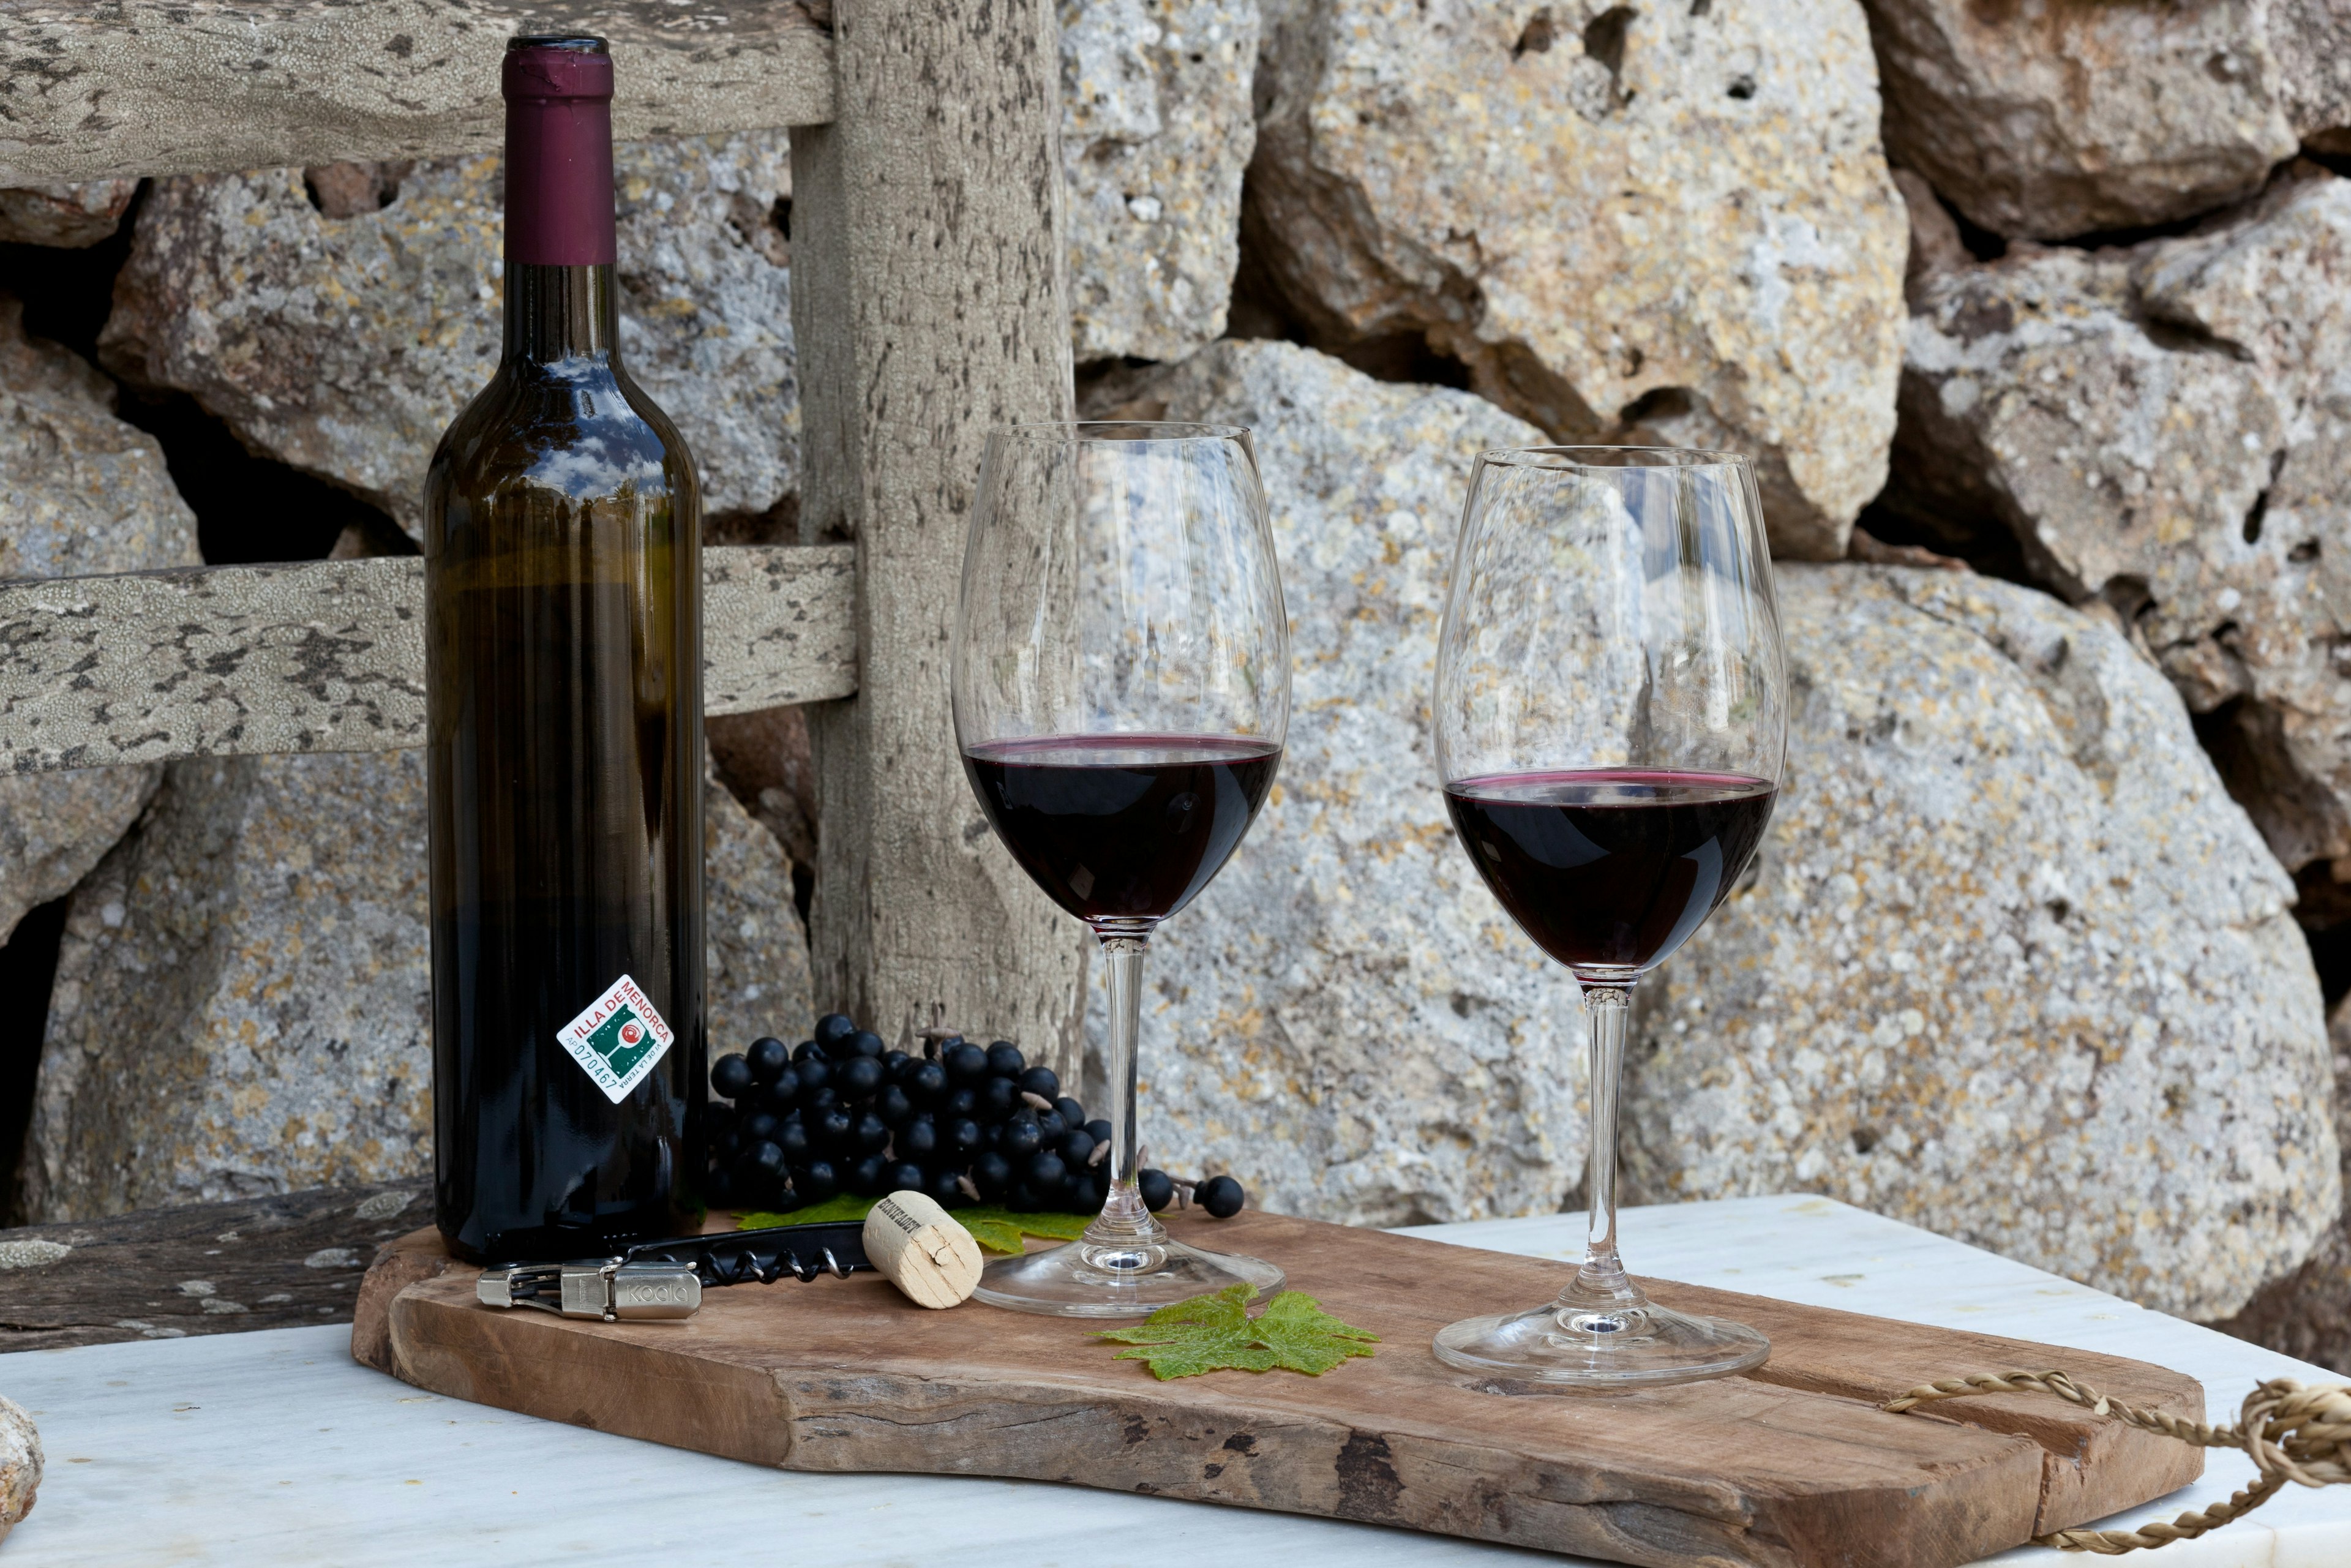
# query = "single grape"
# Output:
<box><xmin>887</xmin><ymin>1160</ymin><xmax>926</xmax><ymax>1193</ymax></box>
<box><xmin>748</xmin><ymin>1139</ymin><xmax>787</xmax><ymax>1176</ymax></box>
<box><xmin>743</xmin><ymin>1111</ymin><xmax>779</xmax><ymax>1144</ymax></box>
<box><xmin>816</xmin><ymin>1106</ymin><xmax>855</xmax><ymax>1147</ymax></box>
<box><xmin>1059</xmin><ymin>1129</ymin><xmax>1096</xmax><ymax>1168</ymax></box>
<box><xmin>835</xmin><ymin>1055</ymin><xmax>884</xmax><ymax>1099</ymax></box>
<box><xmin>1054</xmin><ymin>1096</ymin><xmax>1086</xmax><ymax>1128</ymax></box>
<box><xmin>1198</xmin><ymin>1175</ymin><xmax>1245</xmax><ymax>1218</ymax></box>
<box><xmin>853</xmin><ymin>1111</ymin><xmax>890</xmax><ymax>1153</ymax></box>
<box><xmin>978</xmin><ymin>1076</ymin><xmax>1019</xmax><ymax>1120</ymax></box>
<box><xmin>795</xmin><ymin>1056</ymin><xmax>830</xmax><ymax>1093</ymax></box>
<box><xmin>1071</xmin><ymin>1169</ymin><xmax>1108</xmax><ymax>1214</ymax></box>
<box><xmin>716</xmin><ymin>1127</ymin><xmax>744</xmax><ymax>1160</ymax></box>
<box><xmin>849</xmin><ymin>1153</ymin><xmax>888</xmax><ymax>1196</ymax></box>
<box><xmin>797</xmin><ymin>1159</ymin><xmax>839</xmax><ymax>1201</ymax></box>
<box><xmin>946</xmin><ymin>1086</ymin><xmax>979</xmax><ymax>1119</ymax></box>
<box><xmin>926</xmin><ymin>1165</ymin><xmax>966</xmax><ymax>1207</ymax></box>
<box><xmin>804</xmin><ymin>1085</ymin><xmax>838</xmax><ymax>1118</ymax></box>
<box><xmin>908</xmin><ymin>1060</ymin><xmax>949</xmax><ymax>1104</ymax></box>
<box><xmin>747</xmin><ymin>1037</ymin><xmax>790</xmax><ymax>1084</ymax></box>
<box><xmin>1034</xmin><ymin>1110</ymin><xmax>1067</xmax><ymax>1144</ymax></box>
<box><xmin>1017</xmin><ymin>1065</ymin><xmax>1060</xmax><ymax>1102</ymax></box>
<box><xmin>711</xmin><ymin>1052</ymin><xmax>754</xmax><ymax>1098</ymax></box>
<box><xmin>898</xmin><ymin>1116</ymin><xmax>939</xmax><ymax>1160</ymax></box>
<box><xmin>1085</xmin><ymin>1118</ymin><xmax>1112</xmax><ymax>1147</ymax></box>
<box><xmin>999</xmin><ymin>1115</ymin><xmax>1042</xmax><ymax>1159</ymax></box>
<box><xmin>846</xmin><ymin>1030</ymin><xmax>886</xmax><ymax>1060</ymax></box>
<box><xmin>791</xmin><ymin>1038</ymin><xmax>825</xmax><ymax>1064</ymax></box>
<box><xmin>984</xmin><ymin>1041</ymin><xmax>1025</xmax><ymax>1078</ymax></box>
<box><xmin>874</xmin><ymin>1085</ymin><xmax>913</xmax><ymax>1127</ymax></box>
<box><xmin>1137</xmin><ymin>1168</ymin><xmax>1174</xmax><ymax>1212</ymax></box>
<box><xmin>944</xmin><ymin>1041</ymin><xmax>990</xmax><ymax>1085</ymax></box>
<box><xmin>948</xmin><ymin>1117</ymin><xmax>982</xmax><ymax>1153</ymax></box>
<box><xmin>882</xmin><ymin>1049</ymin><xmax>912</xmax><ymax>1082</ymax></box>
<box><xmin>1005</xmin><ymin>1182</ymin><xmax>1040</xmax><ymax>1212</ymax></box>
<box><xmin>971</xmin><ymin>1151</ymin><xmax>1012</xmax><ymax>1199</ymax></box>
<box><xmin>760</xmin><ymin>1073</ymin><xmax>799</xmax><ymax>1112</ymax></box>
<box><xmin>814</xmin><ymin>1013</ymin><xmax>856</xmax><ymax>1048</ymax></box>
<box><xmin>777</xmin><ymin>1120</ymin><xmax>811</xmax><ymax>1161</ymax></box>
<box><xmin>1027</xmin><ymin>1150</ymin><xmax>1068</xmax><ymax>1190</ymax></box>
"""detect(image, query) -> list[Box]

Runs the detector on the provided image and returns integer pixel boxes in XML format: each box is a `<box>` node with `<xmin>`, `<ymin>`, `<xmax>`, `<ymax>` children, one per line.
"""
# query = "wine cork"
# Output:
<box><xmin>863</xmin><ymin>1191</ymin><xmax>985</xmax><ymax>1309</ymax></box>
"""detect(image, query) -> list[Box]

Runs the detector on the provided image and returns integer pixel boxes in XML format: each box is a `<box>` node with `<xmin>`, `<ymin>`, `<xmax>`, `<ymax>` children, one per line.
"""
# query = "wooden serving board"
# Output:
<box><xmin>352</xmin><ymin>1207</ymin><xmax>2204</xmax><ymax>1568</ymax></box>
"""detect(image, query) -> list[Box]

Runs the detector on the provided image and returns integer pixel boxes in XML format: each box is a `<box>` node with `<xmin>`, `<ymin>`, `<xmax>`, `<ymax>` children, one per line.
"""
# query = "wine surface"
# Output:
<box><xmin>1445</xmin><ymin>770</ymin><xmax>1775</xmax><ymax>975</ymax></box>
<box><xmin>962</xmin><ymin>735</ymin><xmax>1281</xmax><ymax>927</ymax></box>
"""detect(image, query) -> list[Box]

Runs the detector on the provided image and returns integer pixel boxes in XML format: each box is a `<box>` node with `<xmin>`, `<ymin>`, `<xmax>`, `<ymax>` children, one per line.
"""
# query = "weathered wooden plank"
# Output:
<box><xmin>0</xmin><ymin>543</ymin><xmax>855</xmax><ymax>773</ymax></box>
<box><xmin>789</xmin><ymin>0</ymin><xmax>1087</xmax><ymax>1060</ymax></box>
<box><xmin>355</xmin><ymin>1207</ymin><xmax>2209</xmax><ymax>1566</ymax></box>
<box><xmin>0</xmin><ymin>1177</ymin><xmax>429</xmax><ymax>1352</ymax></box>
<box><xmin>0</xmin><ymin>1</ymin><xmax>834</xmax><ymax>187</ymax></box>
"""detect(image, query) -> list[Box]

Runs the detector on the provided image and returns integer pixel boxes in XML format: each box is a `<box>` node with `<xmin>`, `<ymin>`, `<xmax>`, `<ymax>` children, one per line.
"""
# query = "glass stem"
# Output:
<box><xmin>1570</xmin><ymin>984</ymin><xmax>1644</xmax><ymax>1308</ymax></box>
<box><xmin>1082</xmin><ymin>933</ymin><xmax>1164</xmax><ymax>1248</ymax></box>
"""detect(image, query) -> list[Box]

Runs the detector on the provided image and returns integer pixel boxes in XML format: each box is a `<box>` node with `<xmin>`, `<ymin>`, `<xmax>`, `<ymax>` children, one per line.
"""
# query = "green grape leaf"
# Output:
<box><xmin>730</xmin><ymin>1201</ymin><xmax>1090</xmax><ymax>1255</ymax></box>
<box><xmin>955</xmin><ymin>1207</ymin><xmax>1092</xmax><ymax>1253</ymax></box>
<box><xmin>734</xmin><ymin>1194</ymin><xmax>876</xmax><ymax>1228</ymax></box>
<box><xmin>1094</xmin><ymin>1285</ymin><xmax>1380</xmax><ymax>1380</ymax></box>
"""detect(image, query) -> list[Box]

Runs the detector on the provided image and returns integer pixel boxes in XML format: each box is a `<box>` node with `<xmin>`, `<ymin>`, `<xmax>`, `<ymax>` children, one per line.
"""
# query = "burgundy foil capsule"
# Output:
<box><xmin>501</xmin><ymin>35</ymin><xmax>617</xmax><ymax>267</ymax></box>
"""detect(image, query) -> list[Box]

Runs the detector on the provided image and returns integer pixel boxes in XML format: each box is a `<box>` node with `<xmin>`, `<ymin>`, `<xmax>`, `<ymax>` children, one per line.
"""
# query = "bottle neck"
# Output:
<box><xmin>502</xmin><ymin>54</ymin><xmax>616</xmax><ymax>369</ymax></box>
<box><xmin>503</xmin><ymin>263</ymin><xmax>618</xmax><ymax>366</ymax></box>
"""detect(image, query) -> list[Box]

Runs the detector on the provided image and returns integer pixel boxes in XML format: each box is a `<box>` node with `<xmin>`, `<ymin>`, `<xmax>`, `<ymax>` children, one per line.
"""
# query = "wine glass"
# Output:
<box><xmin>952</xmin><ymin>421</ymin><xmax>1291</xmax><ymax>1316</ymax></box>
<box><xmin>1431</xmin><ymin>446</ymin><xmax>1787</xmax><ymax>1385</ymax></box>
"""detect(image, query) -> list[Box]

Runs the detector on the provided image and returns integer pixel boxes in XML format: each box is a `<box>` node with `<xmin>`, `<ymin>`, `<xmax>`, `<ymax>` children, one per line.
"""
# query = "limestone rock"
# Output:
<box><xmin>1888</xmin><ymin>167</ymin><xmax>2351</xmax><ymax>872</ymax></box>
<box><xmin>1247</xmin><ymin>0</ymin><xmax>1907</xmax><ymax>559</ymax></box>
<box><xmin>2208</xmin><ymin>997</ymin><xmax>2351</xmax><ymax>1374</ymax></box>
<box><xmin>0</xmin><ymin>295</ymin><xmax>200</xmax><ymax>943</ymax></box>
<box><xmin>16</xmin><ymin>749</ymin><xmax>811</xmax><ymax>1222</ymax></box>
<box><xmin>1865</xmin><ymin>0</ymin><xmax>2298</xmax><ymax>240</ymax></box>
<box><xmin>1092</xmin><ymin>339</ymin><xmax>1583</xmax><ymax>1227</ymax></box>
<box><xmin>2272</xmin><ymin>0</ymin><xmax>2351</xmax><ymax>154</ymax></box>
<box><xmin>17</xmin><ymin>751</ymin><xmax>436</xmax><ymax>1222</ymax></box>
<box><xmin>0</xmin><ymin>179</ymin><xmax>137</xmax><ymax>247</ymax></box>
<box><xmin>100</xmin><ymin>133</ymin><xmax>797</xmax><ymax>537</ymax></box>
<box><xmin>706</xmin><ymin>772</ymin><xmax>815</xmax><ymax>1052</ymax></box>
<box><xmin>1062</xmin><ymin>0</ymin><xmax>1259</xmax><ymax>362</ymax></box>
<box><xmin>0</xmin><ymin>1392</ymin><xmax>36</xmax><ymax>1545</ymax></box>
<box><xmin>1624</xmin><ymin>566</ymin><xmax>2338</xmax><ymax>1322</ymax></box>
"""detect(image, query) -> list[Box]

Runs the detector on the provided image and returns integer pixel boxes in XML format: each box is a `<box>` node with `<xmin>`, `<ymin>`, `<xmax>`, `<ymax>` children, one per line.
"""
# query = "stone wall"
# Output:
<box><xmin>2</xmin><ymin>0</ymin><xmax>2348</xmax><ymax>1364</ymax></box>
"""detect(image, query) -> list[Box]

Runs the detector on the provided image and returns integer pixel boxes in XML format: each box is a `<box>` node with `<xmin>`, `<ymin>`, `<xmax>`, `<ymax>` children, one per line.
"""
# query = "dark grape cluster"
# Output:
<box><xmin>701</xmin><ymin>1014</ymin><xmax>1247</xmax><ymax>1220</ymax></box>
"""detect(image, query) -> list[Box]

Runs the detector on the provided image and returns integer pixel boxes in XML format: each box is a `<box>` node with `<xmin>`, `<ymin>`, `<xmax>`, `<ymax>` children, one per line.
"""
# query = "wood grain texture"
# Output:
<box><xmin>0</xmin><ymin>1</ymin><xmax>834</xmax><ymax>186</ymax></box>
<box><xmin>0</xmin><ymin>544</ymin><xmax>853</xmax><ymax>773</ymax></box>
<box><xmin>788</xmin><ymin>0</ymin><xmax>1088</xmax><ymax>1062</ymax></box>
<box><xmin>356</xmin><ymin>1207</ymin><xmax>2207</xmax><ymax>1567</ymax></box>
<box><xmin>0</xmin><ymin>1177</ymin><xmax>429</xmax><ymax>1351</ymax></box>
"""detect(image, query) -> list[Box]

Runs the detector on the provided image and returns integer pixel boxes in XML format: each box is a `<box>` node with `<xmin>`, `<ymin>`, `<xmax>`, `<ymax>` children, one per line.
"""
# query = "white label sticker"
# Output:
<box><xmin>557</xmin><ymin>974</ymin><xmax>676</xmax><ymax>1104</ymax></box>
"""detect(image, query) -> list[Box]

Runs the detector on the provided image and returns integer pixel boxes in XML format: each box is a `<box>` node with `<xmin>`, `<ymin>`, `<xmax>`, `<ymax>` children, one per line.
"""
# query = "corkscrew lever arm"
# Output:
<box><xmin>475</xmin><ymin>1220</ymin><xmax>874</xmax><ymax>1321</ymax></box>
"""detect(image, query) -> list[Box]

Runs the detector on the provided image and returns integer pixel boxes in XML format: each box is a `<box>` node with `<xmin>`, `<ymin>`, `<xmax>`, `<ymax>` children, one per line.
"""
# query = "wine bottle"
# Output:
<box><xmin>424</xmin><ymin>34</ymin><xmax>706</xmax><ymax>1262</ymax></box>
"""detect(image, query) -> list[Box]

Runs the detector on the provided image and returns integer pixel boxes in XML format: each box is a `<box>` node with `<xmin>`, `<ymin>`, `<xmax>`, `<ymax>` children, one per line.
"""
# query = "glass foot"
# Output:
<box><xmin>1433</xmin><ymin>1296</ymin><xmax>1769</xmax><ymax>1387</ymax></box>
<box><xmin>973</xmin><ymin>1234</ymin><xmax>1284</xmax><ymax>1318</ymax></box>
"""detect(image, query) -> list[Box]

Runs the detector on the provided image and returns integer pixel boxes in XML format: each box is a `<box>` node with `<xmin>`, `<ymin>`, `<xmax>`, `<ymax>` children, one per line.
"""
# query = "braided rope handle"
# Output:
<box><xmin>1882</xmin><ymin>1371</ymin><xmax>2351</xmax><ymax>1554</ymax></box>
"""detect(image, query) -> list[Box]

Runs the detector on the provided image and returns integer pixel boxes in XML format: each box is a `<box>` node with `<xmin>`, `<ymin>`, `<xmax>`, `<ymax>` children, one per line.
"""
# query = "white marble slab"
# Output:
<box><xmin>2</xmin><ymin>1193</ymin><xmax>2344</xmax><ymax>1567</ymax></box>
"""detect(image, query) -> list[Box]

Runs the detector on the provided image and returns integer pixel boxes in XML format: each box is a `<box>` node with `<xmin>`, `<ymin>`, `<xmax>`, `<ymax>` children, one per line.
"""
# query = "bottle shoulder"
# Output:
<box><xmin>426</xmin><ymin>358</ymin><xmax>702</xmax><ymax>520</ymax></box>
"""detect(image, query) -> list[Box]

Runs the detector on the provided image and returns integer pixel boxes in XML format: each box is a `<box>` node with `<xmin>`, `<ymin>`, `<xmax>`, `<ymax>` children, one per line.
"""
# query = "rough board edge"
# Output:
<box><xmin>0</xmin><ymin>542</ymin><xmax>855</xmax><ymax>773</ymax></box>
<box><xmin>0</xmin><ymin>1</ymin><xmax>836</xmax><ymax>185</ymax></box>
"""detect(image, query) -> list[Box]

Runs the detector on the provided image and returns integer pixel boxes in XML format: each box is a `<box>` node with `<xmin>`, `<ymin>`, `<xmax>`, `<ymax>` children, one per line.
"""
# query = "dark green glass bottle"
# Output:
<box><xmin>424</xmin><ymin>34</ymin><xmax>705</xmax><ymax>1262</ymax></box>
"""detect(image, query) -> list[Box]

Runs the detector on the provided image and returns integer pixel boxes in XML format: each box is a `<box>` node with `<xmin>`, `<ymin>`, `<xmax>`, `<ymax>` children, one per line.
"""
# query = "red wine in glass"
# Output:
<box><xmin>963</xmin><ymin>735</ymin><xmax>1281</xmax><ymax>926</ymax></box>
<box><xmin>1444</xmin><ymin>770</ymin><xmax>1776</xmax><ymax>974</ymax></box>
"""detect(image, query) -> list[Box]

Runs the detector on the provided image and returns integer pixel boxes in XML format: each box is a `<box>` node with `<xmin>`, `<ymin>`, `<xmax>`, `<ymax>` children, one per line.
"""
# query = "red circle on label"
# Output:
<box><xmin>620</xmin><ymin>1022</ymin><xmax>643</xmax><ymax>1045</ymax></box>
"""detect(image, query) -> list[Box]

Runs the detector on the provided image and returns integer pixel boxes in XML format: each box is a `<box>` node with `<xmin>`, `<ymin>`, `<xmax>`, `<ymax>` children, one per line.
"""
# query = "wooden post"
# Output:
<box><xmin>789</xmin><ymin>0</ymin><xmax>1087</xmax><ymax>1062</ymax></box>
